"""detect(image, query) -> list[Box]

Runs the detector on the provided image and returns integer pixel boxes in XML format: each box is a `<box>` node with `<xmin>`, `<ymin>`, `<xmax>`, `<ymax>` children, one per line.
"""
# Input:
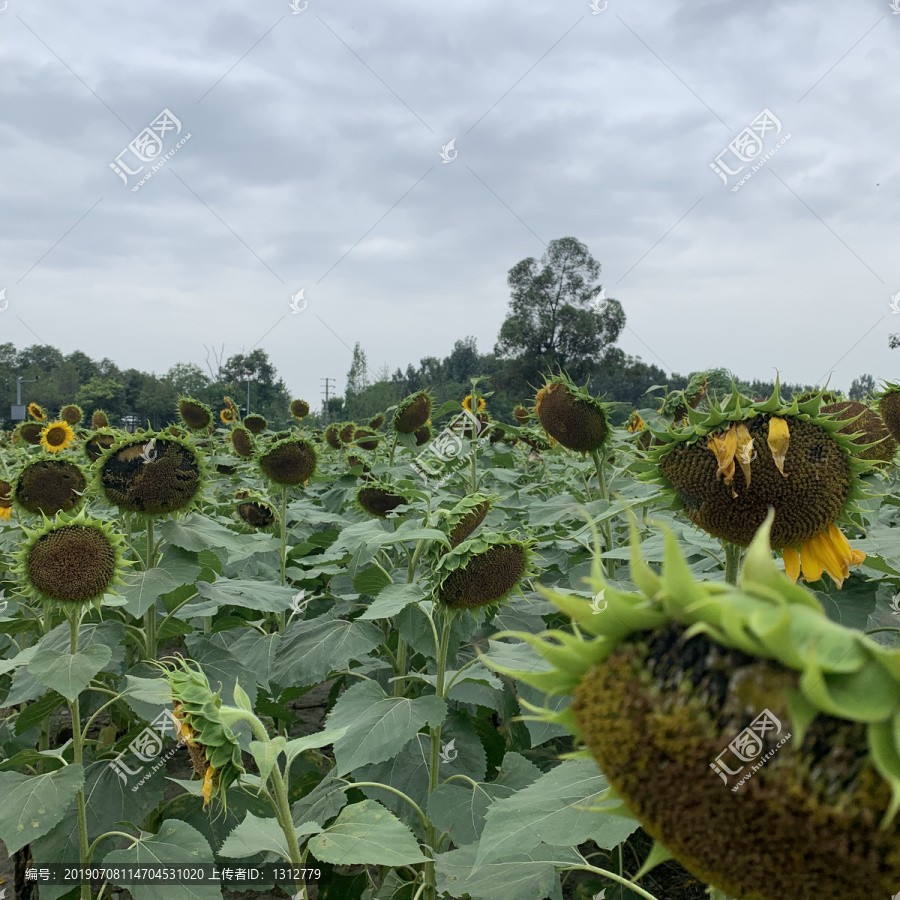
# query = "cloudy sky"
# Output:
<box><xmin>2</xmin><ymin>0</ymin><xmax>899</xmax><ymax>409</ymax></box>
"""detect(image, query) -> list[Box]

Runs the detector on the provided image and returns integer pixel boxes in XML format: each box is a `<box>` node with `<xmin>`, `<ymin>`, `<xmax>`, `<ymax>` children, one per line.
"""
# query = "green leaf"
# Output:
<box><xmin>219</xmin><ymin>810</ymin><xmax>321</xmax><ymax>860</ymax></box>
<box><xmin>248</xmin><ymin>736</ymin><xmax>286</xmax><ymax>787</ymax></box>
<box><xmin>119</xmin><ymin>551</ymin><xmax>201</xmax><ymax>617</ymax></box>
<box><xmin>358</xmin><ymin>583</ymin><xmax>426</xmax><ymax>621</ymax></box>
<box><xmin>290</xmin><ymin>772</ymin><xmax>348</xmax><ymax>828</ymax></box>
<box><xmin>161</xmin><ymin>514</ymin><xmax>280</xmax><ymax>563</ymax></box>
<box><xmin>474</xmin><ymin>758</ymin><xmax>637</xmax><ymax>867</ymax></box>
<box><xmin>326</xmin><ymin>680</ymin><xmax>447</xmax><ymax>775</ymax></box>
<box><xmin>0</xmin><ymin>644</ymin><xmax>38</xmax><ymax>676</ymax></box>
<box><xmin>29</xmin><ymin>645</ymin><xmax>112</xmax><ymax>702</ymax></box>
<box><xmin>272</xmin><ymin>614</ymin><xmax>382</xmax><ymax>688</ymax></box>
<box><xmin>284</xmin><ymin>727</ymin><xmax>349</xmax><ymax>766</ymax></box>
<box><xmin>308</xmin><ymin>799</ymin><xmax>429</xmax><ymax>866</ymax></box>
<box><xmin>352</xmin><ymin>566</ymin><xmax>393</xmax><ymax>597</ymax></box>
<box><xmin>195</xmin><ymin>577</ymin><xmax>299</xmax><ymax>613</ymax></box>
<box><xmin>104</xmin><ymin>819</ymin><xmax>220</xmax><ymax>900</ymax></box>
<box><xmin>435</xmin><ymin>841</ymin><xmax>581</xmax><ymax>900</ymax></box>
<box><xmin>15</xmin><ymin>690</ymin><xmax>66</xmax><ymax>734</ymax></box>
<box><xmin>0</xmin><ymin>764</ymin><xmax>85</xmax><ymax>854</ymax></box>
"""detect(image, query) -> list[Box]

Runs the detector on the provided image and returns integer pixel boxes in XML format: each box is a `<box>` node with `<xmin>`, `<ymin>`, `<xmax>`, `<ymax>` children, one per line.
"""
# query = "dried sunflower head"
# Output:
<box><xmin>394</xmin><ymin>391</ymin><xmax>432</xmax><ymax>434</ymax></box>
<box><xmin>325</xmin><ymin>425</ymin><xmax>342</xmax><ymax>450</ymax></box>
<box><xmin>85</xmin><ymin>429</ymin><xmax>117</xmax><ymax>463</ymax></box>
<box><xmin>821</xmin><ymin>400</ymin><xmax>897</xmax><ymax>463</ymax></box>
<box><xmin>442</xmin><ymin>493</ymin><xmax>497</xmax><ymax>548</ymax></box>
<box><xmin>258</xmin><ymin>437</ymin><xmax>316</xmax><ymax>486</ymax></box>
<box><xmin>534</xmin><ymin>373</ymin><xmax>610</xmax><ymax>453</ymax></box>
<box><xmin>178</xmin><ymin>397</ymin><xmax>213</xmax><ymax>431</ymax></box>
<box><xmin>483</xmin><ymin>513</ymin><xmax>900</xmax><ymax>900</ymax></box>
<box><xmin>876</xmin><ymin>381</ymin><xmax>900</xmax><ymax>445</ymax></box>
<box><xmin>234</xmin><ymin>491</ymin><xmax>277</xmax><ymax>530</ymax></box>
<box><xmin>230</xmin><ymin>426</ymin><xmax>254</xmax><ymax>459</ymax></box>
<box><xmin>513</xmin><ymin>405</ymin><xmax>531</xmax><ymax>425</ymax></box>
<box><xmin>353</xmin><ymin>428</ymin><xmax>379</xmax><ymax>451</ymax></box>
<box><xmin>243</xmin><ymin>413</ymin><xmax>267</xmax><ymax>435</ymax></box>
<box><xmin>290</xmin><ymin>399</ymin><xmax>310</xmax><ymax>420</ymax></box>
<box><xmin>91</xmin><ymin>410</ymin><xmax>110</xmax><ymax>429</ymax></box>
<box><xmin>14</xmin><ymin>458</ymin><xmax>88</xmax><ymax>517</ymax></box>
<box><xmin>60</xmin><ymin>404</ymin><xmax>84</xmax><ymax>426</ymax></box>
<box><xmin>16</xmin><ymin>422</ymin><xmax>43</xmax><ymax>445</ymax></box>
<box><xmin>368</xmin><ymin>413</ymin><xmax>385</xmax><ymax>430</ymax></box>
<box><xmin>355</xmin><ymin>480</ymin><xmax>407</xmax><ymax>518</ymax></box>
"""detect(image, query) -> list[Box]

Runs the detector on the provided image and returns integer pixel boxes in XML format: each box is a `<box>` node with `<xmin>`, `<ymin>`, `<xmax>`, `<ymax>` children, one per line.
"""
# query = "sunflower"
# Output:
<box><xmin>0</xmin><ymin>479</ymin><xmax>12</xmax><ymax>522</ymax></box>
<box><xmin>534</xmin><ymin>374</ymin><xmax>610</xmax><ymax>453</ymax></box>
<box><xmin>290</xmin><ymin>399</ymin><xmax>310</xmax><ymax>420</ymax></box>
<box><xmin>230</xmin><ymin>426</ymin><xmax>254</xmax><ymax>459</ymax></box>
<box><xmin>658</xmin><ymin>373</ymin><xmax>709</xmax><ymax>423</ymax></box>
<box><xmin>27</xmin><ymin>402</ymin><xmax>47</xmax><ymax>421</ymax></box>
<box><xmin>243</xmin><ymin>413</ymin><xmax>267</xmax><ymax>435</ymax></box>
<box><xmin>39</xmin><ymin>420</ymin><xmax>76</xmax><ymax>454</ymax></box>
<box><xmin>324</xmin><ymin>425</ymin><xmax>342</xmax><ymax>450</ymax></box>
<box><xmin>85</xmin><ymin>430</ymin><xmax>116</xmax><ymax>462</ymax></box>
<box><xmin>483</xmin><ymin>514</ymin><xmax>900</xmax><ymax>900</ymax></box>
<box><xmin>434</xmin><ymin>532</ymin><xmax>534</xmax><ymax>612</ymax></box>
<box><xmin>95</xmin><ymin>431</ymin><xmax>207</xmax><ymax>516</ymax></box>
<box><xmin>220</xmin><ymin>408</ymin><xmax>236</xmax><ymax>424</ymax></box>
<box><xmin>258</xmin><ymin>437</ymin><xmax>316</xmax><ymax>486</ymax></box>
<box><xmin>414</xmin><ymin>424</ymin><xmax>431</xmax><ymax>446</ymax></box>
<box><xmin>368</xmin><ymin>413</ymin><xmax>385</xmax><ymax>430</ymax></box>
<box><xmin>513</xmin><ymin>405</ymin><xmax>531</xmax><ymax>425</ymax></box>
<box><xmin>13</xmin><ymin>508</ymin><xmax>128</xmax><ymax>605</ymax></box>
<box><xmin>91</xmin><ymin>410</ymin><xmax>109</xmax><ymax>429</ymax></box>
<box><xmin>224</xmin><ymin>396</ymin><xmax>239</xmax><ymax>415</ymax></box>
<box><xmin>394</xmin><ymin>391</ymin><xmax>432</xmax><ymax>434</ymax></box>
<box><xmin>16</xmin><ymin>422</ymin><xmax>43</xmax><ymax>445</ymax></box>
<box><xmin>14</xmin><ymin>458</ymin><xmax>88</xmax><ymax>516</ymax></box>
<box><xmin>353</xmin><ymin>428</ymin><xmax>379</xmax><ymax>451</ymax></box>
<box><xmin>821</xmin><ymin>400</ymin><xmax>897</xmax><ymax>463</ymax></box>
<box><xmin>627</xmin><ymin>411</ymin><xmax>645</xmax><ymax>433</ymax></box>
<box><xmin>462</xmin><ymin>394</ymin><xmax>486</xmax><ymax>414</ymax></box>
<box><xmin>355</xmin><ymin>481</ymin><xmax>407</xmax><ymax>518</ymax></box>
<box><xmin>876</xmin><ymin>382</ymin><xmax>900</xmax><ymax>445</ymax></box>
<box><xmin>339</xmin><ymin>422</ymin><xmax>356</xmax><ymax>445</ymax></box>
<box><xmin>443</xmin><ymin>493</ymin><xmax>496</xmax><ymax>548</ymax></box>
<box><xmin>234</xmin><ymin>493</ymin><xmax>277</xmax><ymax>530</ymax></box>
<box><xmin>178</xmin><ymin>398</ymin><xmax>213</xmax><ymax>431</ymax></box>
<box><xmin>644</xmin><ymin>385</ymin><xmax>871</xmax><ymax>588</ymax></box>
<box><xmin>59</xmin><ymin>404</ymin><xmax>84</xmax><ymax>426</ymax></box>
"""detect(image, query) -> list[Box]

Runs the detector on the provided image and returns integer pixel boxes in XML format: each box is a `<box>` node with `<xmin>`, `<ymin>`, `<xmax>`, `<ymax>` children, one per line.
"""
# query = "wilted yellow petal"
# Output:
<box><xmin>799</xmin><ymin>538</ymin><xmax>824</xmax><ymax>583</ymax></box>
<box><xmin>734</xmin><ymin>423</ymin><xmax>755</xmax><ymax>489</ymax></box>
<box><xmin>782</xmin><ymin>547</ymin><xmax>800</xmax><ymax>583</ymax></box>
<box><xmin>202</xmin><ymin>766</ymin><xmax>215</xmax><ymax>811</ymax></box>
<box><xmin>767</xmin><ymin>417</ymin><xmax>790</xmax><ymax>477</ymax></box>
<box><xmin>850</xmin><ymin>548</ymin><xmax>867</xmax><ymax>567</ymax></box>
<box><xmin>708</xmin><ymin>427</ymin><xmax>738</xmax><ymax>496</ymax></box>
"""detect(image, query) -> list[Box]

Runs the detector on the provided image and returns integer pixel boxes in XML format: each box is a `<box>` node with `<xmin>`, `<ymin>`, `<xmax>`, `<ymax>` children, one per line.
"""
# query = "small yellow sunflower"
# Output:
<box><xmin>462</xmin><ymin>394</ymin><xmax>486</xmax><ymax>413</ymax></box>
<box><xmin>27</xmin><ymin>403</ymin><xmax>47</xmax><ymax>421</ymax></box>
<box><xmin>40</xmin><ymin>421</ymin><xmax>76</xmax><ymax>454</ymax></box>
<box><xmin>220</xmin><ymin>408</ymin><xmax>236</xmax><ymax>424</ymax></box>
<box><xmin>627</xmin><ymin>412</ymin><xmax>645</xmax><ymax>433</ymax></box>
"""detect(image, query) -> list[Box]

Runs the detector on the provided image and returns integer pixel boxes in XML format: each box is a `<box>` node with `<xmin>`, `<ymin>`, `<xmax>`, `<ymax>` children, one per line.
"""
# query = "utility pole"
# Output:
<box><xmin>320</xmin><ymin>378</ymin><xmax>335</xmax><ymax>424</ymax></box>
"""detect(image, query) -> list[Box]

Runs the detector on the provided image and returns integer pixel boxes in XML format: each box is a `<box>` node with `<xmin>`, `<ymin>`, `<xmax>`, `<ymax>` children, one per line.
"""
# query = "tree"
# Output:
<box><xmin>494</xmin><ymin>237</ymin><xmax>625</xmax><ymax>393</ymax></box>
<box><xmin>75</xmin><ymin>376</ymin><xmax>126</xmax><ymax>415</ymax></box>
<box><xmin>166</xmin><ymin>362</ymin><xmax>209</xmax><ymax>398</ymax></box>
<box><xmin>849</xmin><ymin>374</ymin><xmax>875</xmax><ymax>402</ymax></box>
<box><xmin>345</xmin><ymin>343</ymin><xmax>371</xmax><ymax>419</ymax></box>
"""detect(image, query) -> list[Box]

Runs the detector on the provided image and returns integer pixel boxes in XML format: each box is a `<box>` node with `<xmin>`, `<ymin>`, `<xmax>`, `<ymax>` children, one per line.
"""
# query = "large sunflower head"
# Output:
<box><xmin>643</xmin><ymin>385</ymin><xmax>872</xmax><ymax>587</ymax></box>
<box><xmin>230</xmin><ymin>426</ymin><xmax>254</xmax><ymax>459</ymax></box>
<box><xmin>27</xmin><ymin>402</ymin><xmax>47</xmax><ymax>422</ymax></box>
<box><xmin>290</xmin><ymin>399</ymin><xmax>310</xmax><ymax>420</ymax></box>
<box><xmin>483</xmin><ymin>513</ymin><xmax>900</xmax><ymax>900</ymax></box>
<box><xmin>876</xmin><ymin>381</ymin><xmax>900</xmax><ymax>445</ymax></box>
<box><xmin>257</xmin><ymin>436</ymin><xmax>316</xmax><ymax>486</ymax></box>
<box><xmin>242</xmin><ymin>413</ymin><xmax>267</xmax><ymax>435</ymax></box>
<box><xmin>14</xmin><ymin>458</ymin><xmax>88</xmax><ymax>517</ymax></box>
<box><xmin>394</xmin><ymin>390</ymin><xmax>432</xmax><ymax>434</ymax></box>
<box><xmin>533</xmin><ymin>373</ymin><xmax>610</xmax><ymax>453</ymax></box>
<box><xmin>821</xmin><ymin>399</ymin><xmax>897</xmax><ymax>463</ymax></box>
<box><xmin>355</xmin><ymin>480</ymin><xmax>408</xmax><ymax>518</ymax></box>
<box><xmin>433</xmin><ymin>532</ymin><xmax>535</xmax><ymax>614</ymax></box>
<box><xmin>157</xmin><ymin>658</ymin><xmax>246</xmax><ymax>813</ymax></box>
<box><xmin>442</xmin><ymin>493</ymin><xmax>497</xmax><ymax>548</ymax></box>
<box><xmin>59</xmin><ymin>404</ymin><xmax>84</xmax><ymax>426</ymax></box>
<box><xmin>91</xmin><ymin>410</ymin><xmax>109</xmax><ymax>430</ymax></box>
<box><xmin>94</xmin><ymin>431</ymin><xmax>208</xmax><ymax>516</ymax></box>
<box><xmin>13</xmin><ymin>508</ymin><xmax>129</xmax><ymax>606</ymax></box>
<box><xmin>39</xmin><ymin>421</ymin><xmax>77</xmax><ymax>455</ymax></box>
<box><xmin>339</xmin><ymin>422</ymin><xmax>356</xmax><ymax>445</ymax></box>
<box><xmin>16</xmin><ymin>422</ymin><xmax>44</xmax><ymax>446</ymax></box>
<box><xmin>177</xmin><ymin>397</ymin><xmax>213</xmax><ymax>431</ymax></box>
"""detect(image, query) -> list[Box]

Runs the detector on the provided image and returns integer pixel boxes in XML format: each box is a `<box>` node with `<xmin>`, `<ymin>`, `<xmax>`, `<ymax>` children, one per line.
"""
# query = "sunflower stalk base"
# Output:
<box><xmin>723</xmin><ymin>542</ymin><xmax>742</xmax><ymax>585</ymax></box>
<box><xmin>590</xmin><ymin>449</ymin><xmax>616</xmax><ymax>579</ymax></box>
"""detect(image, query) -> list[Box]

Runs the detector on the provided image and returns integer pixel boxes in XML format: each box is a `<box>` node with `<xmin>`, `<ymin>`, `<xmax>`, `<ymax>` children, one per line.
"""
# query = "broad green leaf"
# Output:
<box><xmin>352</xmin><ymin>566</ymin><xmax>393</xmax><ymax>597</ymax></box>
<box><xmin>248</xmin><ymin>736</ymin><xmax>286</xmax><ymax>787</ymax></box>
<box><xmin>326</xmin><ymin>680</ymin><xmax>447</xmax><ymax>775</ymax></box>
<box><xmin>29</xmin><ymin>645</ymin><xmax>112</xmax><ymax>702</ymax></box>
<box><xmin>195</xmin><ymin>577</ymin><xmax>299</xmax><ymax>613</ymax></box>
<box><xmin>435</xmin><ymin>841</ymin><xmax>581</xmax><ymax>900</ymax></box>
<box><xmin>38</xmin><ymin>621</ymin><xmax>127</xmax><ymax>675</ymax></box>
<box><xmin>308</xmin><ymin>799</ymin><xmax>428</xmax><ymax>866</ymax></box>
<box><xmin>104</xmin><ymin>819</ymin><xmax>220</xmax><ymax>900</ymax></box>
<box><xmin>271</xmin><ymin>614</ymin><xmax>382</xmax><ymax>687</ymax></box>
<box><xmin>181</xmin><ymin>637</ymin><xmax>258</xmax><ymax>710</ymax></box>
<box><xmin>284</xmin><ymin>727</ymin><xmax>349</xmax><ymax>766</ymax></box>
<box><xmin>290</xmin><ymin>771</ymin><xmax>348</xmax><ymax>828</ymax></box>
<box><xmin>161</xmin><ymin>514</ymin><xmax>279</xmax><ymax>563</ymax></box>
<box><xmin>358</xmin><ymin>583</ymin><xmax>427</xmax><ymax>621</ymax></box>
<box><xmin>223</xmin><ymin>630</ymin><xmax>282</xmax><ymax>686</ymax></box>
<box><xmin>0</xmin><ymin>644</ymin><xmax>38</xmax><ymax>676</ymax></box>
<box><xmin>0</xmin><ymin>764</ymin><xmax>84</xmax><ymax>854</ymax></box>
<box><xmin>219</xmin><ymin>810</ymin><xmax>321</xmax><ymax>860</ymax></box>
<box><xmin>475</xmin><ymin>758</ymin><xmax>636</xmax><ymax>867</ymax></box>
<box><xmin>119</xmin><ymin>550</ymin><xmax>201</xmax><ymax>616</ymax></box>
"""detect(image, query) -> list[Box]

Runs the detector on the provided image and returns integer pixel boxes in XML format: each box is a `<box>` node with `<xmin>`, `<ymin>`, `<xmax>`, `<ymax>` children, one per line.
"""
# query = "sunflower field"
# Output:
<box><xmin>1</xmin><ymin>375</ymin><xmax>900</xmax><ymax>900</ymax></box>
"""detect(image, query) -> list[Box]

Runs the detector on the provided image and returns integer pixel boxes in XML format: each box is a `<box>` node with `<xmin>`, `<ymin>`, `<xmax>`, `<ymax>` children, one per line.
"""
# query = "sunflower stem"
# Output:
<box><xmin>389</xmin><ymin>431</ymin><xmax>399</xmax><ymax>466</ymax></box>
<box><xmin>67</xmin><ymin>607</ymin><xmax>92</xmax><ymax>900</ymax></box>
<box><xmin>589</xmin><ymin>449</ymin><xmax>616</xmax><ymax>579</ymax></box>
<box><xmin>724</xmin><ymin>542</ymin><xmax>742</xmax><ymax>585</ymax></box>
<box><xmin>142</xmin><ymin>519</ymin><xmax>157</xmax><ymax>661</ymax></box>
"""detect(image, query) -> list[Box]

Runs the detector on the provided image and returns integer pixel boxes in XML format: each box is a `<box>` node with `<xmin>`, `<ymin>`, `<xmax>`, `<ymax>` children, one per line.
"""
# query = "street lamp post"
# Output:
<box><xmin>11</xmin><ymin>376</ymin><xmax>39</xmax><ymax>421</ymax></box>
<box><xmin>244</xmin><ymin>370</ymin><xmax>256</xmax><ymax>416</ymax></box>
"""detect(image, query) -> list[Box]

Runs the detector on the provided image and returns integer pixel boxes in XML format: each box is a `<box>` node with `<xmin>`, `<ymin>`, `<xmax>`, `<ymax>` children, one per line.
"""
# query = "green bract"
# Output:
<box><xmin>441</xmin><ymin>492</ymin><xmax>497</xmax><ymax>549</ymax></box>
<box><xmin>483</xmin><ymin>512</ymin><xmax>900</xmax><ymax>900</ymax></box>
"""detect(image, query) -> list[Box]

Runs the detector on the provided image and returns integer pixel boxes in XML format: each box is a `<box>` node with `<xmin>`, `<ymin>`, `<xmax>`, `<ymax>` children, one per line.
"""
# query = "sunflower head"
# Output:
<box><xmin>219</xmin><ymin>408</ymin><xmax>236</xmax><ymax>425</ymax></box>
<box><xmin>434</xmin><ymin>532</ymin><xmax>535</xmax><ymax>614</ymax></box>
<box><xmin>339</xmin><ymin>422</ymin><xmax>356</xmax><ymax>445</ymax></box>
<box><xmin>876</xmin><ymin>381</ymin><xmax>900</xmax><ymax>444</ymax></box>
<box><xmin>290</xmin><ymin>399</ymin><xmax>310</xmax><ymax>420</ymax></box>
<box><xmin>91</xmin><ymin>410</ymin><xmax>109</xmax><ymax>430</ymax></box>
<box><xmin>821</xmin><ymin>400</ymin><xmax>897</xmax><ymax>463</ymax></box>
<box><xmin>414</xmin><ymin>424</ymin><xmax>431</xmax><ymax>446</ymax></box>
<box><xmin>324</xmin><ymin>425</ymin><xmax>342</xmax><ymax>450</ymax></box>
<box><xmin>17</xmin><ymin>422</ymin><xmax>44</xmax><ymax>445</ymax></box>
<box><xmin>27</xmin><ymin>403</ymin><xmax>47</xmax><ymax>422</ymax></box>
<box><xmin>257</xmin><ymin>437</ymin><xmax>316</xmax><ymax>486</ymax></box>
<box><xmin>230</xmin><ymin>426</ymin><xmax>254</xmax><ymax>459</ymax></box>
<box><xmin>85</xmin><ymin>429</ymin><xmax>117</xmax><ymax>463</ymax></box>
<box><xmin>533</xmin><ymin>373</ymin><xmax>610</xmax><ymax>453</ymax></box>
<box><xmin>442</xmin><ymin>493</ymin><xmax>497</xmax><ymax>548</ymax></box>
<box><xmin>234</xmin><ymin>492</ymin><xmax>277</xmax><ymax>530</ymax></box>
<box><xmin>243</xmin><ymin>414</ymin><xmax>267</xmax><ymax>435</ymax></box>
<box><xmin>627</xmin><ymin>411</ymin><xmax>645</xmax><ymax>433</ymax></box>
<box><xmin>642</xmin><ymin>385</ymin><xmax>872</xmax><ymax>585</ymax></box>
<box><xmin>355</xmin><ymin>480</ymin><xmax>408</xmax><ymax>518</ymax></box>
<box><xmin>13</xmin><ymin>508</ymin><xmax>129</xmax><ymax>606</ymax></box>
<box><xmin>177</xmin><ymin>397</ymin><xmax>213</xmax><ymax>431</ymax></box>
<box><xmin>14</xmin><ymin>458</ymin><xmax>88</xmax><ymax>517</ymax></box>
<box><xmin>157</xmin><ymin>658</ymin><xmax>246</xmax><ymax>813</ymax></box>
<box><xmin>0</xmin><ymin>479</ymin><xmax>12</xmax><ymax>521</ymax></box>
<box><xmin>462</xmin><ymin>394</ymin><xmax>486</xmax><ymax>414</ymax></box>
<box><xmin>368</xmin><ymin>413</ymin><xmax>385</xmax><ymax>430</ymax></box>
<box><xmin>513</xmin><ymin>405</ymin><xmax>531</xmax><ymax>425</ymax></box>
<box><xmin>94</xmin><ymin>431</ymin><xmax>208</xmax><ymax>516</ymax></box>
<box><xmin>394</xmin><ymin>391</ymin><xmax>433</xmax><ymax>434</ymax></box>
<box><xmin>59</xmin><ymin>404</ymin><xmax>83</xmax><ymax>426</ymax></box>
<box><xmin>482</xmin><ymin>513</ymin><xmax>900</xmax><ymax>900</ymax></box>
<box><xmin>39</xmin><ymin>421</ymin><xmax>77</xmax><ymax>454</ymax></box>
<box><xmin>353</xmin><ymin>428</ymin><xmax>379</xmax><ymax>451</ymax></box>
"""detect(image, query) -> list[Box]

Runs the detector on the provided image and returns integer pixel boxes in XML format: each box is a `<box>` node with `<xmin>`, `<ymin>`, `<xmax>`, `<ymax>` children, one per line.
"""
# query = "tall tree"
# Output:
<box><xmin>494</xmin><ymin>237</ymin><xmax>625</xmax><ymax>392</ymax></box>
<box><xmin>849</xmin><ymin>374</ymin><xmax>875</xmax><ymax>402</ymax></box>
<box><xmin>345</xmin><ymin>343</ymin><xmax>371</xmax><ymax>419</ymax></box>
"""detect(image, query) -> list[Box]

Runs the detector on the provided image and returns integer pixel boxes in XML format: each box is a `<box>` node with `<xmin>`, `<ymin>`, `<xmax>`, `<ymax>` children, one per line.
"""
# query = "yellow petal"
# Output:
<box><xmin>850</xmin><ymin>548</ymin><xmax>867</xmax><ymax>567</ymax></box>
<box><xmin>782</xmin><ymin>547</ymin><xmax>800</xmax><ymax>583</ymax></box>
<box><xmin>799</xmin><ymin>538</ymin><xmax>824</xmax><ymax>583</ymax></box>
<box><xmin>202</xmin><ymin>766</ymin><xmax>215</xmax><ymax>810</ymax></box>
<box><xmin>708</xmin><ymin>428</ymin><xmax>738</xmax><ymax>496</ymax></box>
<box><xmin>813</xmin><ymin>530</ymin><xmax>848</xmax><ymax>587</ymax></box>
<box><xmin>734</xmin><ymin>423</ymin><xmax>755</xmax><ymax>489</ymax></box>
<box><xmin>767</xmin><ymin>417</ymin><xmax>790</xmax><ymax>477</ymax></box>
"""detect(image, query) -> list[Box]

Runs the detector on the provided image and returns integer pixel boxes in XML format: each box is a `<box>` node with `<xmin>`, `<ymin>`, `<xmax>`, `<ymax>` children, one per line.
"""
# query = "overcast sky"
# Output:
<box><xmin>2</xmin><ymin>0</ymin><xmax>899</xmax><ymax>409</ymax></box>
